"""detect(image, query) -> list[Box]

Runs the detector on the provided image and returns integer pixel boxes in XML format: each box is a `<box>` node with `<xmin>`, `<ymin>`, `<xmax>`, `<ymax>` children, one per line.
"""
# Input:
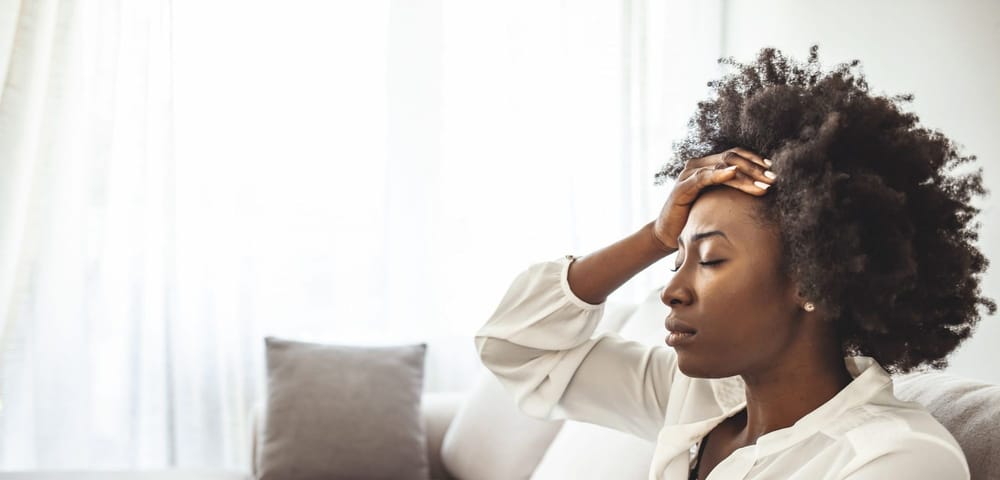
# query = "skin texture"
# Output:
<box><xmin>568</xmin><ymin>145</ymin><xmax>854</xmax><ymax>476</ymax></box>
<box><xmin>662</xmin><ymin>185</ymin><xmax>855</xmax><ymax>471</ymax></box>
<box><xmin>653</xmin><ymin>148</ymin><xmax>775</xmax><ymax>252</ymax></box>
<box><xmin>664</xmin><ymin>185</ymin><xmax>802</xmax><ymax>380</ymax></box>
<box><xmin>566</xmin><ymin>147</ymin><xmax>777</xmax><ymax>307</ymax></box>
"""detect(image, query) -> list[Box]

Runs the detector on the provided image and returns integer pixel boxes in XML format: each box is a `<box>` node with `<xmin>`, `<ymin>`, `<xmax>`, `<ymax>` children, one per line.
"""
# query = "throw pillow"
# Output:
<box><xmin>257</xmin><ymin>336</ymin><xmax>430</xmax><ymax>480</ymax></box>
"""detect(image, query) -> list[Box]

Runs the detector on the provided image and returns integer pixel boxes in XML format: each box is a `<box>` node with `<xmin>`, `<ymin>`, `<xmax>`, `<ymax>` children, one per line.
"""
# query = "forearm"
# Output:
<box><xmin>566</xmin><ymin>220</ymin><xmax>677</xmax><ymax>305</ymax></box>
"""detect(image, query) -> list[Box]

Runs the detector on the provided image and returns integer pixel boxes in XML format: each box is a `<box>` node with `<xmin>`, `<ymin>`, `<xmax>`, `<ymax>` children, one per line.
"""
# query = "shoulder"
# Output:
<box><xmin>827</xmin><ymin>402</ymin><xmax>969</xmax><ymax>479</ymax></box>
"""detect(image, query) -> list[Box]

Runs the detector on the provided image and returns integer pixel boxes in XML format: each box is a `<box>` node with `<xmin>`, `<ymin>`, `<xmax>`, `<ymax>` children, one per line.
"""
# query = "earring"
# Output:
<box><xmin>803</xmin><ymin>302</ymin><xmax>816</xmax><ymax>312</ymax></box>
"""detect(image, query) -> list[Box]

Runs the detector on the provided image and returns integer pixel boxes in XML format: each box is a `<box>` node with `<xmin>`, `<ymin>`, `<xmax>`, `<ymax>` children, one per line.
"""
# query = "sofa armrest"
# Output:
<box><xmin>249</xmin><ymin>392</ymin><xmax>469</xmax><ymax>480</ymax></box>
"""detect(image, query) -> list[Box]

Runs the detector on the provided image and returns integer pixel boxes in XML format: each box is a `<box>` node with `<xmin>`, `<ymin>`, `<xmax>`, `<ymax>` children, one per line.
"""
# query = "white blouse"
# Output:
<box><xmin>475</xmin><ymin>255</ymin><xmax>970</xmax><ymax>480</ymax></box>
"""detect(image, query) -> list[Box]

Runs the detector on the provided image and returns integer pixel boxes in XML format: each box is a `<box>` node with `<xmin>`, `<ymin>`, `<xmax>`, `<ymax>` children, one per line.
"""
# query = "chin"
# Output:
<box><xmin>676</xmin><ymin>354</ymin><xmax>737</xmax><ymax>379</ymax></box>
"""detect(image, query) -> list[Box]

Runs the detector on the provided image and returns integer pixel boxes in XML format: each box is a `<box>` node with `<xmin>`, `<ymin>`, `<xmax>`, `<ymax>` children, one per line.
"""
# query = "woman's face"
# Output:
<box><xmin>661</xmin><ymin>186</ymin><xmax>803</xmax><ymax>378</ymax></box>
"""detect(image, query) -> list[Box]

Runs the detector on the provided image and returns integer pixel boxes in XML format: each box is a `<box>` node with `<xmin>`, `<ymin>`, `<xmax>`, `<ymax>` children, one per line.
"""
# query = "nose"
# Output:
<box><xmin>660</xmin><ymin>275</ymin><xmax>693</xmax><ymax>307</ymax></box>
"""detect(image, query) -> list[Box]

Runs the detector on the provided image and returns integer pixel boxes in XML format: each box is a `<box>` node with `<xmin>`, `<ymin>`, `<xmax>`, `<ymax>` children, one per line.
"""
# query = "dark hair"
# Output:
<box><xmin>655</xmin><ymin>45</ymin><xmax>996</xmax><ymax>374</ymax></box>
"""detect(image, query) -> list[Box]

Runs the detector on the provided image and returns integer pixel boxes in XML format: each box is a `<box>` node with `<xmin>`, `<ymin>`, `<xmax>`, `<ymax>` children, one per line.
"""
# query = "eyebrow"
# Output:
<box><xmin>677</xmin><ymin>230</ymin><xmax>730</xmax><ymax>248</ymax></box>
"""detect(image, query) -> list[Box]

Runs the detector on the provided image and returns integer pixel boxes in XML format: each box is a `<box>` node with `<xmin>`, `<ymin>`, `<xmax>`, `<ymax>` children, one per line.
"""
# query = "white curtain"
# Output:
<box><xmin>0</xmin><ymin>0</ymin><xmax>722</xmax><ymax>470</ymax></box>
<box><xmin>0</xmin><ymin>0</ymin><xmax>177</xmax><ymax>468</ymax></box>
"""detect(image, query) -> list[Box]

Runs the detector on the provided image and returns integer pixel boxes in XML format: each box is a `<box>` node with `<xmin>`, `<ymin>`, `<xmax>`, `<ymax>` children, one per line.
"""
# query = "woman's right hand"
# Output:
<box><xmin>652</xmin><ymin>148</ymin><xmax>775</xmax><ymax>251</ymax></box>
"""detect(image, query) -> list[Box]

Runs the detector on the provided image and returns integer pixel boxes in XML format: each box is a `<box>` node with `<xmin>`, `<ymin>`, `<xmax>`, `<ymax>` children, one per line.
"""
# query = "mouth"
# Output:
<box><xmin>665</xmin><ymin>317</ymin><xmax>697</xmax><ymax>335</ymax></box>
<box><xmin>665</xmin><ymin>330</ymin><xmax>696</xmax><ymax>347</ymax></box>
<box><xmin>665</xmin><ymin>316</ymin><xmax>698</xmax><ymax>347</ymax></box>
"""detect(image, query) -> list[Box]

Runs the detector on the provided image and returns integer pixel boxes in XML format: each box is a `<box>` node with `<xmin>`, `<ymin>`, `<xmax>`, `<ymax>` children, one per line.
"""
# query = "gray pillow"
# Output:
<box><xmin>258</xmin><ymin>337</ymin><xmax>430</xmax><ymax>480</ymax></box>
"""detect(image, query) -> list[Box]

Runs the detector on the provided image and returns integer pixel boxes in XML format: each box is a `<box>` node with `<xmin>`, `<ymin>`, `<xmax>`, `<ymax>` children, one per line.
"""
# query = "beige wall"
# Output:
<box><xmin>722</xmin><ymin>0</ymin><xmax>1000</xmax><ymax>383</ymax></box>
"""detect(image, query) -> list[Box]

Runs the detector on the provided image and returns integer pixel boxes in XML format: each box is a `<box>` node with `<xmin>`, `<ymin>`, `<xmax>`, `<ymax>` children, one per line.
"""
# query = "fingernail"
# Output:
<box><xmin>764</xmin><ymin>170</ymin><xmax>777</xmax><ymax>179</ymax></box>
<box><xmin>725</xmin><ymin>165</ymin><xmax>738</xmax><ymax>171</ymax></box>
<box><xmin>754</xmin><ymin>180</ymin><xmax>770</xmax><ymax>189</ymax></box>
<box><xmin>763</xmin><ymin>158</ymin><xmax>773</xmax><ymax>167</ymax></box>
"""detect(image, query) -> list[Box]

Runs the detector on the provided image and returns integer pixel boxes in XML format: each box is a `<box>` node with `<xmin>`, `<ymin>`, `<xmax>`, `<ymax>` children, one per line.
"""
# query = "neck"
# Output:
<box><xmin>735</xmin><ymin>338</ymin><xmax>854</xmax><ymax>444</ymax></box>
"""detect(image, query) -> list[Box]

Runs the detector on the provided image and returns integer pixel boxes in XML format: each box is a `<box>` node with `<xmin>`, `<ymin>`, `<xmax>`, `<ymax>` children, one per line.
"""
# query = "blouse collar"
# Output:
<box><xmin>656</xmin><ymin>355</ymin><xmax>893</xmax><ymax>458</ymax></box>
<box><xmin>716</xmin><ymin>355</ymin><xmax>892</xmax><ymax>458</ymax></box>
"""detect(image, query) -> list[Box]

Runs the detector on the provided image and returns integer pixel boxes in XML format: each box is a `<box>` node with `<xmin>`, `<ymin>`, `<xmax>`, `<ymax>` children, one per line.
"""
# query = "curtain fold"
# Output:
<box><xmin>0</xmin><ymin>0</ymin><xmax>178</xmax><ymax>467</ymax></box>
<box><xmin>0</xmin><ymin>0</ymin><xmax>60</xmax><ymax>360</ymax></box>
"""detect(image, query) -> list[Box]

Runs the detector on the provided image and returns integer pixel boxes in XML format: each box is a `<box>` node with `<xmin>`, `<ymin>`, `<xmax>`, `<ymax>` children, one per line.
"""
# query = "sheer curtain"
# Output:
<box><xmin>0</xmin><ymin>0</ymin><xmax>176</xmax><ymax>467</ymax></box>
<box><xmin>0</xmin><ymin>0</ymin><xmax>723</xmax><ymax>469</ymax></box>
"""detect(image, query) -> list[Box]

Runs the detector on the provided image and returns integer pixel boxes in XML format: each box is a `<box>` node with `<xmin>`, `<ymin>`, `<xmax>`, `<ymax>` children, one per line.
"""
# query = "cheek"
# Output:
<box><xmin>727</xmin><ymin>276</ymin><xmax>794</xmax><ymax>344</ymax></box>
<box><xmin>704</xmin><ymin>269</ymin><xmax>791</xmax><ymax>335</ymax></box>
<box><xmin>677</xmin><ymin>264</ymin><xmax>795</xmax><ymax>377</ymax></box>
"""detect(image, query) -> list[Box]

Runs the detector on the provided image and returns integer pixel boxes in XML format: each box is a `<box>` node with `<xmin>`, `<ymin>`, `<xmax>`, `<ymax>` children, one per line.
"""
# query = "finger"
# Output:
<box><xmin>678</xmin><ymin>153</ymin><xmax>741</xmax><ymax>182</ymax></box>
<box><xmin>721</xmin><ymin>151</ymin><xmax>777</xmax><ymax>186</ymax></box>
<box><xmin>676</xmin><ymin>164</ymin><xmax>703</xmax><ymax>183</ymax></box>
<box><xmin>721</xmin><ymin>169</ymin><xmax>772</xmax><ymax>196</ymax></box>
<box><xmin>683</xmin><ymin>148</ymin><xmax>770</xmax><ymax>174</ymax></box>
<box><xmin>675</xmin><ymin>165</ymin><xmax>739</xmax><ymax>204</ymax></box>
<box><xmin>727</xmin><ymin>147</ymin><xmax>772</xmax><ymax>170</ymax></box>
<box><xmin>702</xmin><ymin>164</ymin><xmax>740</xmax><ymax>188</ymax></box>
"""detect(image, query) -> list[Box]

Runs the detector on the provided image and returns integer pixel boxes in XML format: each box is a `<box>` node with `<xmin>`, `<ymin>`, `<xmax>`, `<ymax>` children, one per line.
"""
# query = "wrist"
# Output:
<box><xmin>645</xmin><ymin>221</ymin><xmax>677</xmax><ymax>256</ymax></box>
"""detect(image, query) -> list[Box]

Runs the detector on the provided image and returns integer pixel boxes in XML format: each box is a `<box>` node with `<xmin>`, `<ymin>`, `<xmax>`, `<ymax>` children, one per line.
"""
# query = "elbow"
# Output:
<box><xmin>475</xmin><ymin>334</ymin><xmax>546</xmax><ymax>376</ymax></box>
<box><xmin>474</xmin><ymin>335</ymin><xmax>504</xmax><ymax>370</ymax></box>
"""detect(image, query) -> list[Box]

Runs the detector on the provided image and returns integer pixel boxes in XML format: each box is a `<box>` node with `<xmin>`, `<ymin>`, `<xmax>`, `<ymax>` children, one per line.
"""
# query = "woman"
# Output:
<box><xmin>475</xmin><ymin>45</ymin><xmax>994</xmax><ymax>479</ymax></box>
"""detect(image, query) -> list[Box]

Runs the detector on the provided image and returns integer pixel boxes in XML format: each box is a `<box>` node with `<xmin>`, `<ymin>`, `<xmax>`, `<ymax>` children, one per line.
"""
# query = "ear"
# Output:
<box><xmin>788</xmin><ymin>280</ymin><xmax>810</xmax><ymax>311</ymax></box>
<box><xmin>794</xmin><ymin>288</ymin><xmax>807</xmax><ymax>303</ymax></box>
<box><xmin>792</xmin><ymin>285</ymin><xmax>823</xmax><ymax>315</ymax></box>
<box><xmin>781</xmin><ymin>269</ymin><xmax>811</xmax><ymax>313</ymax></box>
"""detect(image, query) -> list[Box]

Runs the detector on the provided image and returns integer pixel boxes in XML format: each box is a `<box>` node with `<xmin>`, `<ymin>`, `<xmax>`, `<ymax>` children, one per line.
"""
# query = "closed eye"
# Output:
<box><xmin>669</xmin><ymin>260</ymin><xmax>726</xmax><ymax>272</ymax></box>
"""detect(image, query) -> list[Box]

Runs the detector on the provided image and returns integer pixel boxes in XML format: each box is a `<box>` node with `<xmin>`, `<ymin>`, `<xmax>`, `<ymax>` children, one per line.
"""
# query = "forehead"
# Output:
<box><xmin>681</xmin><ymin>187</ymin><xmax>775</xmax><ymax>247</ymax></box>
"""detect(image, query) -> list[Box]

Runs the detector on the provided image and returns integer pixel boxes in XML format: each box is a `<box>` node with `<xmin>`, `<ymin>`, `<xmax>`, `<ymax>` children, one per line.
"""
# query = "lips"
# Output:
<box><xmin>665</xmin><ymin>317</ymin><xmax>697</xmax><ymax>334</ymax></box>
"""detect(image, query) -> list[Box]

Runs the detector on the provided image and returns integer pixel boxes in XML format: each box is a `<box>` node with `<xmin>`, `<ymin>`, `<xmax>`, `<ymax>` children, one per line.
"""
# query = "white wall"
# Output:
<box><xmin>721</xmin><ymin>0</ymin><xmax>1000</xmax><ymax>383</ymax></box>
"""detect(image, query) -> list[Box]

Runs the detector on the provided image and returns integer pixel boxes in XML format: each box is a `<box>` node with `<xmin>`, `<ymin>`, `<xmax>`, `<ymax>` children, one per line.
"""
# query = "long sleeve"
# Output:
<box><xmin>474</xmin><ymin>255</ymin><xmax>678</xmax><ymax>442</ymax></box>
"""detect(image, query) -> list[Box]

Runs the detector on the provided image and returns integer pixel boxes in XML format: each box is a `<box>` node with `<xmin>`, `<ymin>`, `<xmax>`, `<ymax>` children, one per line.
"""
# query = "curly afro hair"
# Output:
<box><xmin>655</xmin><ymin>45</ymin><xmax>996</xmax><ymax>374</ymax></box>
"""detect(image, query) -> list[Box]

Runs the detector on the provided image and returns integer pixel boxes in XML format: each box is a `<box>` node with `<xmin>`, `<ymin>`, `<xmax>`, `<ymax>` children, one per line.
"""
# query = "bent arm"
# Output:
<box><xmin>566</xmin><ymin>220</ymin><xmax>674</xmax><ymax>304</ymax></box>
<box><xmin>475</xmin><ymin>224</ymin><xmax>678</xmax><ymax>441</ymax></box>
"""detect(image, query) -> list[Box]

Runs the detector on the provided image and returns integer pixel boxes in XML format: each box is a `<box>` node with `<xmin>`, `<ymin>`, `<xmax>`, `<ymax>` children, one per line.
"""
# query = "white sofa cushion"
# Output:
<box><xmin>441</xmin><ymin>370</ymin><xmax>564</xmax><ymax>480</ymax></box>
<box><xmin>530</xmin><ymin>421</ymin><xmax>655</xmax><ymax>480</ymax></box>
<box><xmin>422</xmin><ymin>392</ymin><xmax>465</xmax><ymax>480</ymax></box>
<box><xmin>617</xmin><ymin>286</ymin><xmax>670</xmax><ymax>344</ymax></box>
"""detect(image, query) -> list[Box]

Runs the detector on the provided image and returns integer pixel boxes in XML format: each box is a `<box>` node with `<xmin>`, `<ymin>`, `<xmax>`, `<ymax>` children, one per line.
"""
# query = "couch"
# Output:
<box><xmin>4</xmin><ymin>289</ymin><xmax>993</xmax><ymax>480</ymax></box>
<box><xmin>248</xmin><ymin>287</ymin><xmax>999</xmax><ymax>480</ymax></box>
